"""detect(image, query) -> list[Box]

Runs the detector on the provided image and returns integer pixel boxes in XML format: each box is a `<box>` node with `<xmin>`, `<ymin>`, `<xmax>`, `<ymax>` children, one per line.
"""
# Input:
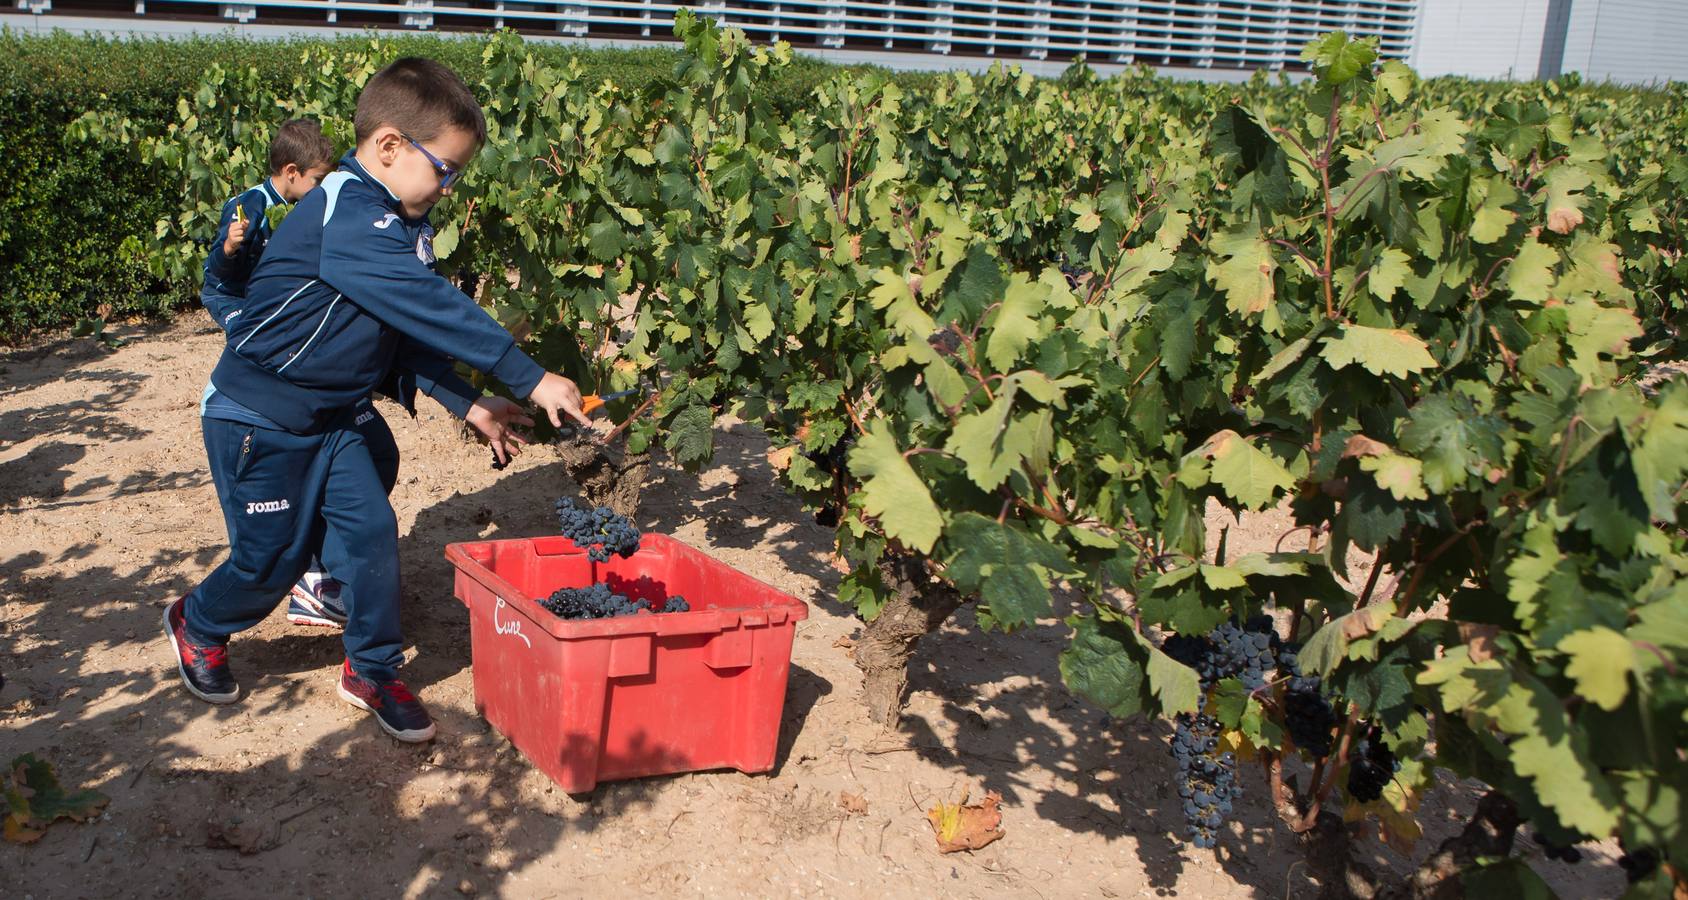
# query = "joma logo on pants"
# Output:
<box><xmin>246</xmin><ymin>499</ymin><xmax>291</xmax><ymax>515</ymax></box>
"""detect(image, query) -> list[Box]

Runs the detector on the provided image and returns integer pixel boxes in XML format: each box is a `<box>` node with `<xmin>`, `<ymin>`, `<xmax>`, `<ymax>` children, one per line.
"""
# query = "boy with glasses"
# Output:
<box><xmin>164</xmin><ymin>58</ymin><xmax>591</xmax><ymax>742</ymax></box>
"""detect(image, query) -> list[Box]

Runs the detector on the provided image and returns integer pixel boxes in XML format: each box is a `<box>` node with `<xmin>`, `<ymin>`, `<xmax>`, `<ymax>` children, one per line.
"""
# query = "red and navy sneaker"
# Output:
<box><xmin>287</xmin><ymin>570</ymin><xmax>348</xmax><ymax>629</ymax></box>
<box><xmin>162</xmin><ymin>596</ymin><xmax>240</xmax><ymax>704</ymax></box>
<box><xmin>337</xmin><ymin>660</ymin><xmax>435</xmax><ymax>743</ymax></box>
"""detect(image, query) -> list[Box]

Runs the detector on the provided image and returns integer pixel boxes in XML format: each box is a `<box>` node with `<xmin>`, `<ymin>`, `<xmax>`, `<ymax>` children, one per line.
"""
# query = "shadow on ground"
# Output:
<box><xmin>0</xmin><ymin>430</ymin><xmax>833</xmax><ymax>898</ymax></box>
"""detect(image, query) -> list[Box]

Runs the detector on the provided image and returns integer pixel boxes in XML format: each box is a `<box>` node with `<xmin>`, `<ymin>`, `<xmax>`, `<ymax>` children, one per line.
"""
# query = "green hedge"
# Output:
<box><xmin>0</xmin><ymin>30</ymin><xmax>920</xmax><ymax>341</ymax></box>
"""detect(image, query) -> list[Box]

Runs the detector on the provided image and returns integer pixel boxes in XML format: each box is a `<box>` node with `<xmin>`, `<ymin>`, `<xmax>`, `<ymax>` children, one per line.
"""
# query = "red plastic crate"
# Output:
<box><xmin>444</xmin><ymin>533</ymin><xmax>809</xmax><ymax>793</ymax></box>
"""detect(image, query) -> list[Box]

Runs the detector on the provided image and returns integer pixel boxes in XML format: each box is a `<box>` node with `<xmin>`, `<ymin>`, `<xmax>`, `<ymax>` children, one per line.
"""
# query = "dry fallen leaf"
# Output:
<box><xmin>4</xmin><ymin>753</ymin><xmax>109</xmax><ymax>844</ymax></box>
<box><xmin>838</xmin><ymin>791</ymin><xmax>868</xmax><ymax>817</ymax></box>
<box><xmin>926</xmin><ymin>790</ymin><xmax>1004</xmax><ymax>853</ymax></box>
<box><xmin>766</xmin><ymin>446</ymin><xmax>794</xmax><ymax>471</ymax></box>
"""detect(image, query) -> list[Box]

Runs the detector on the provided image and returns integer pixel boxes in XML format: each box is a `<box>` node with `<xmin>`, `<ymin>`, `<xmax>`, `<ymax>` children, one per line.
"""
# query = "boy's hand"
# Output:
<box><xmin>528</xmin><ymin>373</ymin><xmax>593</xmax><ymax>429</ymax></box>
<box><xmin>466</xmin><ymin>396</ymin><xmax>535</xmax><ymax>467</ymax></box>
<box><xmin>223</xmin><ymin>216</ymin><xmax>249</xmax><ymax>256</ymax></box>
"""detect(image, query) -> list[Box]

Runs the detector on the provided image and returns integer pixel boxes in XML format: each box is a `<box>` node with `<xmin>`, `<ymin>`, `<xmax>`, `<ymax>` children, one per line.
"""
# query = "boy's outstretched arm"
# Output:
<box><xmin>321</xmin><ymin>209</ymin><xmax>590</xmax><ymax>429</ymax></box>
<box><xmin>393</xmin><ymin>340</ymin><xmax>547</xmax><ymax>464</ymax></box>
<box><xmin>395</xmin><ymin>337</ymin><xmax>591</xmax><ymax>428</ymax></box>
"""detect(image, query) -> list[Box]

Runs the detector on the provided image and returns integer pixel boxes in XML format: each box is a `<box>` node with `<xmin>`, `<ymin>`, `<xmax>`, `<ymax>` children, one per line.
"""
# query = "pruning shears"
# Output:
<box><xmin>235</xmin><ymin>204</ymin><xmax>248</xmax><ymax>226</ymax></box>
<box><xmin>580</xmin><ymin>388</ymin><xmax>640</xmax><ymax>416</ymax></box>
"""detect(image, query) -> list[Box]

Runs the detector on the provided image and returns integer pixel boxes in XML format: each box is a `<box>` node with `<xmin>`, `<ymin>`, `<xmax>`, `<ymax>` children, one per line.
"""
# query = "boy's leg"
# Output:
<box><xmin>316</xmin><ymin>413</ymin><xmax>433</xmax><ymax>742</ymax></box>
<box><xmin>289</xmin><ymin>398</ymin><xmax>400</xmax><ymax>629</ymax></box>
<box><xmin>168</xmin><ymin>419</ymin><xmax>329</xmax><ymax>702</ymax></box>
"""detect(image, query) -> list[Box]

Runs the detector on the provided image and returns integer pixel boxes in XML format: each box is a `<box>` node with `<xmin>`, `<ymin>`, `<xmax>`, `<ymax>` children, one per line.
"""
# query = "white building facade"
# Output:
<box><xmin>4</xmin><ymin>0</ymin><xmax>1685</xmax><ymax>83</ymax></box>
<box><xmin>1410</xmin><ymin>0</ymin><xmax>1688</xmax><ymax>84</ymax></box>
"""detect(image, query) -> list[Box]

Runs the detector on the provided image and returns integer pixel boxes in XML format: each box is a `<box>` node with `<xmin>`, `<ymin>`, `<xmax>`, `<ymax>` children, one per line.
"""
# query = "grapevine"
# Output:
<box><xmin>75</xmin><ymin>18</ymin><xmax>1688</xmax><ymax>897</ymax></box>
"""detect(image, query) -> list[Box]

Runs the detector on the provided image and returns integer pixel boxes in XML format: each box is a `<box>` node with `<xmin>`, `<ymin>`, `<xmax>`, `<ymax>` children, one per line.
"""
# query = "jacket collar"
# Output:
<box><xmin>339</xmin><ymin>150</ymin><xmax>403</xmax><ymax>210</ymax></box>
<box><xmin>260</xmin><ymin>178</ymin><xmax>285</xmax><ymax>207</ymax></box>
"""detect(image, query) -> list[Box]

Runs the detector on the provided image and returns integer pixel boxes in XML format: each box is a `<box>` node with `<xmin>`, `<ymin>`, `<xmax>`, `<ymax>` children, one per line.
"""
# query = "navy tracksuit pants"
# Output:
<box><xmin>186</xmin><ymin>397</ymin><xmax>406</xmax><ymax>680</ymax></box>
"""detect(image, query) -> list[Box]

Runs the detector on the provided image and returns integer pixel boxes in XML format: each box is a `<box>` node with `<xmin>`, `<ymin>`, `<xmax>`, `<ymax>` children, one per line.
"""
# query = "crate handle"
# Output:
<box><xmin>608</xmin><ymin>634</ymin><xmax>653</xmax><ymax>679</ymax></box>
<box><xmin>703</xmin><ymin>625</ymin><xmax>753</xmax><ymax>670</ymax></box>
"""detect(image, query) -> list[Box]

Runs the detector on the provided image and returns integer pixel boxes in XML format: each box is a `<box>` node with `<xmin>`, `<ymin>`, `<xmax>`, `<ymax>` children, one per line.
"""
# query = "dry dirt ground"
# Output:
<box><xmin>1</xmin><ymin>316</ymin><xmax>1627</xmax><ymax>899</ymax></box>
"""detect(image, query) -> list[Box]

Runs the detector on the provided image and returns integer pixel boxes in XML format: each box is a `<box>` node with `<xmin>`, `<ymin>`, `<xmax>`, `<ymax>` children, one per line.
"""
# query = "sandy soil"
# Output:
<box><xmin>0</xmin><ymin>315</ymin><xmax>1625</xmax><ymax>899</ymax></box>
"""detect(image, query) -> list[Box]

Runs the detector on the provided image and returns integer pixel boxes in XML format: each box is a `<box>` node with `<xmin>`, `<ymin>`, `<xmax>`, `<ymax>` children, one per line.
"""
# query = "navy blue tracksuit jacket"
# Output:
<box><xmin>202</xmin><ymin>179</ymin><xmax>286</xmax><ymax>331</ymax></box>
<box><xmin>185</xmin><ymin>151</ymin><xmax>545</xmax><ymax>679</ymax></box>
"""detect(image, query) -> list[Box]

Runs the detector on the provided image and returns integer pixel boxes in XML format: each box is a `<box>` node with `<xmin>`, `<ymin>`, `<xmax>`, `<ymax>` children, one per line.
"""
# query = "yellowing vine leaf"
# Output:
<box><xmin>1544</xmin><ymin>165</ymin><xmax>1593</xmax><ymax>234</ymax></box>
<box><xmin>1322</xmin><ymin>324</ymin><xmax>1438</xmax><ymax>378</ymax></box>
<box><xmin>1205</xmin><ymin>224</ymin><xmax>1277</xmax><ymax>322</ymax></box>
<box><xmin>1359</xmin><ymin>453</ymin><xmax>1428</xmax><ymax>502</ymax></box>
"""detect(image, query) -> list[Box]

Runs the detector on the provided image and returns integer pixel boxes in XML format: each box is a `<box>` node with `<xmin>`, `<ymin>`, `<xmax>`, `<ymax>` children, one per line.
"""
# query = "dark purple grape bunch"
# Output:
<box><xmin>927</xmin><ymin>329</ymin><xmax>962</xmax><ymax>357</ymax></box>
<box><xmin>1170</xmin><ymin>713</ymin><xmax>1239</xmax><ymax>850</ymax></box>
<box><xmin>1345</xmin><ymin>725</ymin><xmax>1398</xmax><ymax>803</ymax></box>
<box><xmin>554</xmin><ymin>497</ymin><xmax>641</xmax><ymax>562</ymax></box>
<box><xmin>1533</xmin><ymin>831</ymin><xmax>1583</xmax><ymax>865</ymax></box>
<box><xmin>539</xmin><ymin>583</ymin><xmax>691</xmax><ymax>620</ymax></box>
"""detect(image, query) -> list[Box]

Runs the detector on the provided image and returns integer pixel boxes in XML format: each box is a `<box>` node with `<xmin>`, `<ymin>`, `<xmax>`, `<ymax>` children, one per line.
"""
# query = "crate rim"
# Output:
<box><xmin>444</xmin><ymin>532</ymin><xmax>809</xmax><ymax>641</ymax></box>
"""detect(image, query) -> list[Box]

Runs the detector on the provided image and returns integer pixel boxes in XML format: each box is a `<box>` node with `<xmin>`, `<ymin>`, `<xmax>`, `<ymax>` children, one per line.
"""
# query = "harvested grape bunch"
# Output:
<box><xmin>554</xmin><ymin>497</ymin><xmax>641</xmax><ymax>562</ymax></box>
<box><xmin>538</xmin><ymin>583</ymin><xmax>692</xmax><ymax>620</ymax></box>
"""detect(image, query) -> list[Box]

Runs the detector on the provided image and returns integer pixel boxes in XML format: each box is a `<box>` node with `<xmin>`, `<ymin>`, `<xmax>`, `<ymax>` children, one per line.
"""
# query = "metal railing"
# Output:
<box><xmin>13</xmin><ymin>0</ymin><xmax>1418</xmax><ymax>66</ymax></box>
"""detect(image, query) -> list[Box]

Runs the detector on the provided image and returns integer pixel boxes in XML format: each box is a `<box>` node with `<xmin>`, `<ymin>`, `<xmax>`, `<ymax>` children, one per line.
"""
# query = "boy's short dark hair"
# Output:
<box><xmin>354</xmin><ymin>58</ymin><xmax>487</xmax><ymax>147</ymax></box>
<box><xmin>269</xmin><ymin>119</ymin><xmax>337</xmax><ymax>174</ymax></box>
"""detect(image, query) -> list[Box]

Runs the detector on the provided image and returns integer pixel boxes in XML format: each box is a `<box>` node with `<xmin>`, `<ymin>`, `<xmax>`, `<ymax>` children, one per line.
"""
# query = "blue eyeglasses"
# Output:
<box><xmin>401</xmin><ymin>132</ymin><xmax>462</xmax><ymax>188</ymax></box>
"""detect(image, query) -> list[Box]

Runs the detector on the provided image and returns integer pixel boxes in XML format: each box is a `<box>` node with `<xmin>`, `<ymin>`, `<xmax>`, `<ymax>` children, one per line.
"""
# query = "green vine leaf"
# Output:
<box><xmin>1556</xmin><ymin>627</ymin><xmax>1637</xmax><ymax>711</ymax></box>
<box><xmin>848</xmin><ymin>423</ymin><xmax>943</xmax><ymax>554</ymax></box>
<box><xmin>1202</xmin><ymin>430</ymin><xmax>1297</xmax><ymax>511</ymax></box>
